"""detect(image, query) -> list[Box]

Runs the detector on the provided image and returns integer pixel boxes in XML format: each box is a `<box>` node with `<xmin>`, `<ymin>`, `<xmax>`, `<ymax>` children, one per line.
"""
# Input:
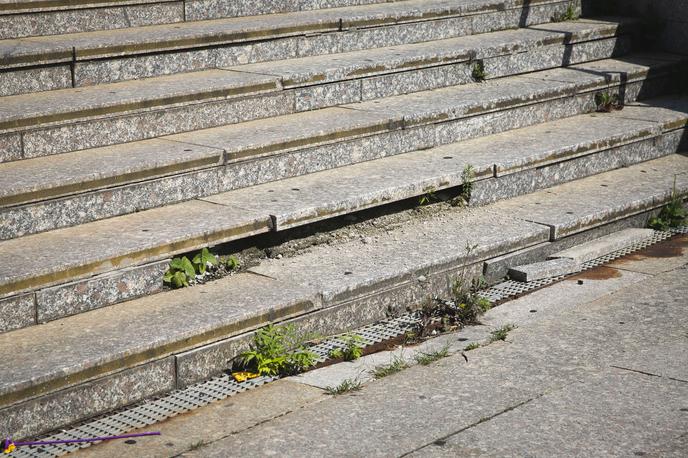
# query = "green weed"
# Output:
<box><xmin>464</xmin><ymin>342</ymin><xmax>480</xmax><ymax>351</ymax></box>
<box><xmin>649</xmin><ymin>177</ymin><xmax>687</xmax><ymax>230</ymax></box>
<box><xmin>414</xmin><ymin>345</ymin><xmax>450</xmax><ymax>366</ymax></box>
<box><xmin>329</xmin><ymin>334</ymin><xmax>365</xmax><ymax>361</ymax></box>
<box><xmin>372</xmin><ymin>355</ymin><xmax>409</xmax><ymax>379</ymax></box>
<box><xmin>325</xmin><ymin>378</ymin><xmax>362</xmax><ymax>395</ymax></box>
<box><xmin>238</xmin><ymin>324</ymin><xmax>317</xmax><ymax>377</ymax></box>
<box><xmin>595</xmin><ymin>91</ymin><xmax>622</xmax><ymax>112</ymax></box>
<box><xmin>489</xmin><ymin>324</ymin><xmax>517</xmax><ymax>342</ymax></box>
<box><xmin>471</xmin><ymin>60</ymin><xmax>486</xmax><ymax>82</ymax></box>
<box><xmin>552</xmin><ymin>2</ymin><xmax>579</xmax><ymax>21</ymax></box>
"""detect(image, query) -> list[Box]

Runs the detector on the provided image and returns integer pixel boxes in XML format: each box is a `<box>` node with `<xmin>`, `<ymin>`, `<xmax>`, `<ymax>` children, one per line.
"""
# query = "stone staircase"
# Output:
<box><xmin>1</xmin><ymin>0</ymin><xmax>687</xmax><ymax>440</ymax></box>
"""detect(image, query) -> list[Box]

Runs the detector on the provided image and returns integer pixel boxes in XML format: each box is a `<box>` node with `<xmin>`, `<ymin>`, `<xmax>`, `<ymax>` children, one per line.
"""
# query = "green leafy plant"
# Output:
<box><xmin>471</xmin><ymin>60</ymin><xmax>486</xmax><ymax>82</ymax></box>
<box><xmin>552</xmin><ymin>2</ymin><xmax>579</xmax><ymax>21</ymax></box>
<box><xmin>372</xmin><ymin>355</ymin><xmax>408</xmax><ymax>379</ymax></box>
<box><xmin>414</xmin><ymin>345</ymin><xmax>450</xmax><ymax>366</ymax></box>
<box><xmin>192</xmin><ymin>247</ymin><xmax>218</xmax><ymax>275</ymax></box>
<box><xmin>419</xmin><ymin>186</ymin><xmax>440</xmax><ymax>206</ymax></box>
<box><xmin>595</xmin><ymin>91</ymin><xmax>622</xmax><ymax>112</ymax></box>
<box><xmin>464</xmin><ymin>342</ymin><xmax>480</xmax><ymax>351</ymax></box>
<box><xmin>238</xmin><ymin>324</ymin><xmax>317</xmax><ymax>377</ymax></box>
<box><xmin>412</xmin><ymin>243</ymin><xmax>493</xmax><ymax>338</ymax></box>
<box><xmin>649</xmin><ymin>177</ymin><xmax>687</xmax><ymax>230</ymax></box>
<box><xmin>452</xmin><ymin>164</ymin><xmax>476</xmax><ymax>207</ymax></box>
<box><xmin>225</xmin><ymin>255</ymin><xmax>240</xmax><ymax>270</ymax></box>
<box><xmin>325</xmin><ymin>378</ymin><xmax>362</xmax><ymax>396</ymax></box>
<box><xmin>163</xmin><ymin>256</ymin><xmax>196</xmax><ymax>288</ymax></box>
<box><xmin>489</xmin><ymin>324</ymin><xmax>517</xmax><ymax>342</ymax></box>
<box><xmin>329</xmin><ymin>334</ymin><xmax>365</xmax><ymax>361</ymax></box>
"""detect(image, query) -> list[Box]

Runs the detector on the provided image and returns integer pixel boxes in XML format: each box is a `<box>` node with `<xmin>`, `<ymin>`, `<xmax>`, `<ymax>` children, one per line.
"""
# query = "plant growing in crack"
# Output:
<box><xmin>163</xmin><ymin>255</ymin><xmax>196</xmax><ymax>288</ymax></box>
<box><xmin>471</xmin><ymin>60</ymin><xmax>487</xmax><ymax>82</ymax></box>
<box><xmin>648</xmin><ymin>176</ymin><xmax>687</xmax><ymax>230</ymax></box>
<box><xmin>419</xmin><ymin>186</ymin><xmax>440</xmax><ymax>206</ymax></box>
<box><xmin>411</xmin><ymin>243</ymin><xmax>493</xmax><ymax>338</ymax></box>
<box><xmin>552</xmin><ymin>2</ymin><xmax>579</xmax><ymax>22</ymax></box>
<box><xmin>595</xmin><ymin>91</ymin><xmax>623</xmax><ymax>112</ymax></box>
<box><xmin>414</xmin><ymin>344</ymin><xmax>450</xmax><ymax>366</ymax></box>
<box><xmin>237</xmin><ymin>324</ymin><xmax>317</xmax><ymax>377</ymax></box>
<box><xmin>224</xmin><ymin>255</ymin><xmax>241</xmax><ymax>270</ymax></box>
<box><xmin>489</xmin><ymin>324</ymin><xmax>517</xmax><ymax>342</ymax></box>
<box><xmin>329</xmin><ymin>333</ymin><xmax>365</xmax><ymax>361</ymax></box>
<box><xmin>372</xmin><ymin>354</ymin><xmax>409</xmax><ymax>379</ymax></box>
<box><xmin>325</xmin><ymin>378</ymin><xmax>363</xmax><ymax>395</ymax></box>
<box><xmin>464</xmin><ymin>342</ymin><xmax>480</xmax><ymax>351</ymax></box>
<box><xmin>452</xmin><ymin>164</ymin><xmax>476</xmax><ymax>207</ymax></box>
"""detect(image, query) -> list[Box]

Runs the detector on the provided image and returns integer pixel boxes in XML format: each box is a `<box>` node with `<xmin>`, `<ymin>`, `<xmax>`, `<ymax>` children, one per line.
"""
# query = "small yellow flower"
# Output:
<box><xmin>3</xmin><ymin>443</ymin><xmax>15</xmax><ymax>454</ymax></box>
<box><xmin>232</xmin><ymin>371</ymin><xmax>260</xmax><ymax>382</ymax></box>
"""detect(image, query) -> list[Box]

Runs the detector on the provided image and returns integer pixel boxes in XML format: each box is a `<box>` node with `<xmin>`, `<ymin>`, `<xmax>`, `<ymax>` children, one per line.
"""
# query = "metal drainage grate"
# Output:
<box><xmin>12</xmin><ymin>228</ymin><xmax>685</xmax><ymax>457</ymax></box>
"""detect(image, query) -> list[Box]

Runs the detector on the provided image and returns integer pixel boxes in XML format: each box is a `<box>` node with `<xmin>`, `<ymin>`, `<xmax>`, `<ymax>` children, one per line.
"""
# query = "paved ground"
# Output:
<box><xmin>77</xmin><ymin>235</ymin><xmax>688</xmax><ymax>458</ymax></box>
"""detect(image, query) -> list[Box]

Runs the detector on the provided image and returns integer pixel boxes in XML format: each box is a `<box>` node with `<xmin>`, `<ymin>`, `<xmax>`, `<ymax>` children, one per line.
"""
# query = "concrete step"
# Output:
<box><xmin>1</xmin><ymin>153</ymin><xmax>686</xmax><ymax>440</ymax></box>
<box><xmin>1</xmin><ymin>93</ymin><xmax>686</xmax><ymax>332</ymax></box>
<box><xmin>0</xmin><ymin>54</ymin><xmax>683</xmax><ymax>241</ymax></box>
<box><xmin>1</xmin><ymin>18</ymin><xmax>634</xmax><ymax>159</ymax></box>
<box><xmin>0</xmin><ymin>0</ymin><xmax>398</xmax><ymax>39</ymax></box>
<box><xmin>0</xmin><ymin>0</ymin><xmax>580</xmax><ymax>95</ymax></box>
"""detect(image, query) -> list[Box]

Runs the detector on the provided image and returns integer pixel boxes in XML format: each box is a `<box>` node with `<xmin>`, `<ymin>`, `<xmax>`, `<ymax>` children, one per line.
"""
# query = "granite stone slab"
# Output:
<box><xmin>22</xmin><ymin>91</ymin><xmax>294</xmax><ymax>158</ymax></box>
<box><xmin>167</xmin><ymin>107</ymin><xmax>400</xmax><ymax>162</ymax></box>
<box><xmin>35</xmin><ymin>260</ymin><xmax>168</xmax><ymax>323</ymax></box>
<box><xmin>0</xmin><ymin>273</ymin><xmax>317</xmax><ymax>411</ymax></box>
<box><xmin>0</xmin><ymin>132</ymin><xmax>21</xmax><ymax>163</ymax></box>
<box><xmin>609</xmin><ymin>95</ymin><xmax>688</xmax><ymax>130</ymax></box>
<box><xmin>294</xmin><ymin>79</ymin><xmax>362</xmax><ymax>111</ymax></box>
<box><xmin>509</xmin><ymin>257</ymin><xmax>581</xmax><ymax>282</ymax></box>
<box><xmin>250</xmin><ymin>207</ymin><xmax>549</xmax><ymax>305</ymax></box>
<box><xmin>0</xmin><ymin>139</ymin><xmax>224</xmax><ymax>207</ymax></box>
<box><xmin>0</xmin><ymin>69</ymin><xmax>280</xmax><ymax>131</ymax></box>
<box><xmin>0</xmin><ymin>65</ymin><xmax>71</xmax><ymax>97</ymax></box>
<box><xmin>0</xmin><ymin>38</ymin><xmax>71</xmax><ymax>69</ymax></box>
<box><xmin>0</xmin><ymin>293</ymin><xmax>34</xmax><ymax>333</ymax></box>
<box><xmin>0</xmin><ymin>358</ymin><xmax>176</xmax><ymax>440</ymax></box>
<box><xmin>202</xmin><ymin>141</ymin><xmax>494</xmax><ymax>230</ymax></box>
<box><xmin>470</xmin><ymin>134</ymin><xmax>669</xmax><ymax>205</ymax></box>
<box><xmin>488</xmin><ymin>154</ymin><xmax>688</xmax><ymax>240</ymax></box>
<box><xmin>0</xmin><ymin>199</ymin><xmax>270</xmax><ymax>297</ymax></box>
<box><xmin>549</xmin><ymin>228</ymin><xmax>656</xmax><ymax>264</ymax></box>
<box><xmin>0</xmin><ymin>1</ymin><xmax>184</xmax><ymax>40</ymax></box>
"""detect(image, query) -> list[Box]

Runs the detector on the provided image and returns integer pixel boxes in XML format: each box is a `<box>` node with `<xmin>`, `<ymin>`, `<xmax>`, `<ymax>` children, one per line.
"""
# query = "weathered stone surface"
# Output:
<box><xmin>509</xmin><ymin>257</ymin><xmax>581</xmax><ymax>282</ymax></box>
<box><xmin>0</xmin><ymin>39</ymin><xmax>71</xmax><ymax>69</ymax></box>
<box><xmin>361</xmin><ymin>63</ymin><xmax>474</xmax><ymax>101</ymax></box>
<box><xmin>549</xmin><ymin>228</ymin><xmax>656</xmax><ymax>264</ymax></box>
<box><xmin>0</xmin><ymin>358</ymin><xmax>176</xmax><ymax>440</ymax></box>
<box><xmin>35</xmin><ymin>261</ymin><xmax>168</xmax><ymax>323</ymax></box>
<box><xmin>0</xmin><ymin>200</ymin><xmax>270</xmax><ymax>297</ymax></box>
<box><xmin>0</xmin><ymin>132</ymin><xmax>21</xmax><ymax>163</ymax></box>
<box><xmin>488</xmin><ymin>154</ymin><xmax>688</xmax><ymax>240</ymax></box>
<box><xmin>0</xmin><ymin>139</ymin><xmax>223</xmax><ymax>208</ymax></box>
<box><xmin>0</xmin><ymin>273</ymin><xmax>317</xmax><ymax>414</ymax></box>
<box><xmin>610</xmin><ymin>95</ymin><xmax>688</xmax><ymax>130</ymax></box>
<box><xmin>0</xmin><ymin>69</ymin><xmax>280</xmax><ymax>132</ymax></box>
<box><xmin>470</xmin><ymin>134</ymin><xmax>670</xmax><ymax>205</ymax></box>
<box><xmin>0</xmin><ymin>65</ymin><xmax>71</xmax><ymax>97</ymax></box>
<box><xmin>22</xmin><ymin>91</ymin><xmax>294</xmax><ymax>158</ymax></box>
<box><xmin>0</xmin><ymin>168</ymin><xmax>222</xmax><ymax>240</ymax></box>
<box><xmin>0</xmin><ymin>2</ymin><xmax>184</xmax><ymax>40</ymax></box>
<box><xmin>184</xmin><ymin>0</ymin><xmax>388</xmax><ymax>21</ymax></box>
<box><xmin>295</xmin><ymin>79</ymin><xmax>362</xmax><ymax>111</ymax></box>
<box><xmin>251</xmin><ymin>207</ymin><xmax>549</xmax><ymax>305</ymax></box>
<box><xmin>168</xmin><ymin>107</ymin><xmax>399</xmax><ymax>161</ymax></box>
<box><xmin>0</xmin><ymin>293</ymin><xmax>34</xmax><ymax>333</ymax></box>
<box><xmin>203</xmin><ymin>140</ymin><xmax>493</xmax><ymax>230</ymax></box>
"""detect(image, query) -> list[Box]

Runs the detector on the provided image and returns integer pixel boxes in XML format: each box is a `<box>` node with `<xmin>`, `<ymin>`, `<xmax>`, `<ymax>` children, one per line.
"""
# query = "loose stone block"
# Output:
<box><xmin>549</xmin><ymin>228</ymin><xmax>656</xmax><ymax>264</ymax></box>
<box><xmin>0</xmin><ymin>358</ymin><xmax>176</xmax><ymax>440</ymax></box>
<box><xmin>0</xmin><ymin>293</ymin><xmax>35</xmax><ymax>333</ymax></box>
<box><xmin>483</xmin><ymin>242</ymin><xmax>552</xmax><ymax>284</ymax></box>
<box><xmin>509</xmin><ymin>258</ymin><xmax>581</xmax><ymax>282</ymax></box>
<box><xmin>35</xmin><ymin>261</ymin><xmax>168</xmax><ymax>323</ymax></box>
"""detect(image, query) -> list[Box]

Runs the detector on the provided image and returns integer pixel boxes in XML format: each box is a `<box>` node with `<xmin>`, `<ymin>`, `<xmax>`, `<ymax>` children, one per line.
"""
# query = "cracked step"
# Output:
<box><xmin>2</xmin><ymin>153</ymin><xmax>684</xmax><ymax>440</ymax></box>
<box><xmin>0</xmin><ymin>95</ymin><xmax>685</xmax><ymax>327</ymax></box>
<box><xmin>1</xmin><ymin>56</ymin><xmax>683</xmax><ymax>240</ymax></box>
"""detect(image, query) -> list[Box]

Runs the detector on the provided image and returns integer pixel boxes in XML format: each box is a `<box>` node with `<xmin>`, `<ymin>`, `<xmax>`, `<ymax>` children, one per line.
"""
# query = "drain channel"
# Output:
<box><xmin>12</xmin><ymin>227</ymin><xmax>685</xmax><ymax>457</ymax></box>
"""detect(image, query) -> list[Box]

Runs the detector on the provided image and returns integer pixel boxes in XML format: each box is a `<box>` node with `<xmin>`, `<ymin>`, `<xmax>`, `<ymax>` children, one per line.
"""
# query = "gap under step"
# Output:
<box><xmin>0</xmin><ymin>92</ymin><xmax>686</xmax><ymax>330</ymax></box>
<box><xmin>0</xmin><ymin>154</ymin><xmax>686</xmax><ymax>440</ymax></box>
<box><xmin>1</xmin><ymin>54</ymin><xmax>683</xmax><ymax>243</ymax></box>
